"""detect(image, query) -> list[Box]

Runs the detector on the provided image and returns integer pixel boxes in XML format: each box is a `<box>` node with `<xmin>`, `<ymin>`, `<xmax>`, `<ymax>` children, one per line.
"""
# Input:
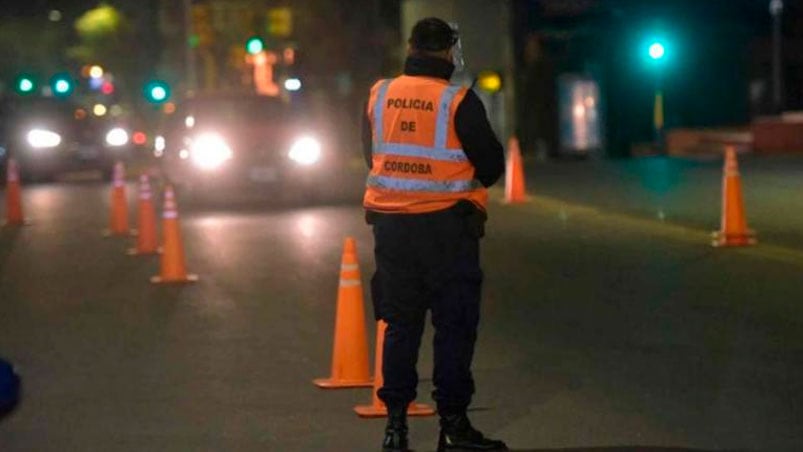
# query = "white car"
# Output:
<box><xmin>158</xmin><ymin>94</ymin><xmax>334</xmax><ymax>203</ymax></box>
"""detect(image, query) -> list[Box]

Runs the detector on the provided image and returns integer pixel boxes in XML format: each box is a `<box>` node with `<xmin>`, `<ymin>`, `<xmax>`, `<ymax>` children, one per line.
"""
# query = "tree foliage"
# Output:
<box><xmin>68</xmin><ymin>4</ymin><xmax>141</xmax><ymax>99</ymax></box>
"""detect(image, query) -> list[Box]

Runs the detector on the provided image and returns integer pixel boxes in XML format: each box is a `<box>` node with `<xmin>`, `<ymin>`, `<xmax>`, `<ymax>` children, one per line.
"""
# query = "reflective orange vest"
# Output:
<box><xmin>363</xmin><ymin>75</ymin><xmax>487</xmax><ymax>214</ymax></box>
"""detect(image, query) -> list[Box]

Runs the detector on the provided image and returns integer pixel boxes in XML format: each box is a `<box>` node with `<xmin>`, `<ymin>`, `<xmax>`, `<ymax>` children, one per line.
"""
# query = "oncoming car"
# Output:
<box><xmin>156</xmin><ymin>94</ymin><xmax>332</xmax><ymax>203</ymax></box>
<box><xmin>2</xmin><ymin>97</ymin><xmax>135</xmax><ymax>181</ymax></box>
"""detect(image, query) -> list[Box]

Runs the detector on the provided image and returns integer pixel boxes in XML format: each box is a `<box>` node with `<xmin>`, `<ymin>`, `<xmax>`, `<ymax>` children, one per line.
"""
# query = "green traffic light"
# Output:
<box><xmin>151</xmin><ymin>86</ymin><xmax>167</xmax><ymax>101</ymax></box>
<box><xmin>648</xmin><ymin>42</ymin><xmax>666</xmax><ymax>60</ymax></box>
<box><xmin>50</xmin><ymin>73</ymin><xmax>74</xmax><ymax>97</ymax></box>
<box><xmin>246</xmin><ymin>36</ymin><xmax>264</xmax><ymax>55</ymax></box>
<box><xmin>16</xmin><ymin>76</ymin><xmax>36</xmax><ymax>94</ymax></box>
<box><xmin>54</xmin><ymin>80</ymin><xmax>70</xmax><ymax>94</ymax></box>
<box><xmin>144</xmin><ymin>80</ymin><xmax>170</xmax><ymax>104</ymax></box>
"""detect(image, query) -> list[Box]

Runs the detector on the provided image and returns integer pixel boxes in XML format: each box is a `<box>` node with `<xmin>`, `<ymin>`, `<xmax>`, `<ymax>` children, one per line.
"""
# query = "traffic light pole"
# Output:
<box><xmin>770</xmin><ymin>0</ymin><xmax>784</xmax><ymax>113</ymax></box>
<box><xmin>653</xmin><ymin>75</ymin><xmax>664</xmax><ymax>152</ymax></box>
<box><xmin>183</xmin><ymin>0</ymin><xmax>197</xmax><ymax>94</ymax></box>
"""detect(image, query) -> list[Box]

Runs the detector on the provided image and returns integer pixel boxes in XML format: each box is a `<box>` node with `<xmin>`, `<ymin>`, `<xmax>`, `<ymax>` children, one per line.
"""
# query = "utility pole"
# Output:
<box><xmin>770</xmin><ymin>0</ymin><xmax>783</xmax><ymax>113</ymax></box>
<box><xmin>183</xmin><ymin>0</ymin><xmax>197</xmax><ymax>95</ymax></box>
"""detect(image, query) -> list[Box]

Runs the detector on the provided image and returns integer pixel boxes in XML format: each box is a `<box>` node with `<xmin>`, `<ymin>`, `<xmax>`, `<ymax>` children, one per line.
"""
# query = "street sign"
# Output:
<box><xmin>267</xmin><ymin>7</ymin><xmax>292</xmax><ymax>37</ymax></box>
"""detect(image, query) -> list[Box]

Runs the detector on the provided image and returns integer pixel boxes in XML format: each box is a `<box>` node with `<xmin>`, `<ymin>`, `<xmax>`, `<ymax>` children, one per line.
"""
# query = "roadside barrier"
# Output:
<box><xmin>128</xmin><ymin>174</ymin><xmax>159</xmax><ymax>256</ymax></box>
<box><xmin>3</xmin><ymin>159</ymin><xmax>25</xmax><ymax>226</ymax></box>
<box><xmin>504</xmin><ymin>136</ymin><xmax>526</xmax><ymax>203</ymax></box>
<box><xmin>712</xmin><ymin>145</ymin><xmax>757</xmax><ymax>247</ymax></box>
<box><xmin>314</xmin><ymin>237</ymin><xmax>373</xmax><ymax>389</ymax></box>
<box><xmin>151</xmin><ymin>185</ymin><xmax>197</xmax><ymax>284</ymax></box>
<box><xmin>104</xmin><ymin>161</ymin><xmax>130</xmax><ymax>237</ymax></box>
<box><xmin>354</xmin><ymin>320</ymin><xmax>435</xmax><ymax>418</ymax></box>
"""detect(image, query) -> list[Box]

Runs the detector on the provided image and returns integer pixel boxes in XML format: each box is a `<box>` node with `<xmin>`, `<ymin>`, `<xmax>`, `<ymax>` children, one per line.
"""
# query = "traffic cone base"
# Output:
<box><xmin>502</xmin><ymin>196</ymin><xmax>530</xmax><ymax>204</ymax></box>
<box><xmin>2</xmin><ymin>219</ymin><xmax>31</xmax><ymax>227</ymax></box>
<box><xmin>354</xmin><ymin>401</ymin><xmax>436</xmax><ymax>419</ymax></box>
<box><xmin>313</xmin><ymin>377</ymin><xmax>373</xmax><ymax>389</ymax></box>
<box><xmin>354</xmin><ymin>321</ymin><xmax>435</xmax><ymax>419</ymax></box>
<box><xmin>127</xmin><ymin>246</ymin><xmax>163</xmax><ymax>256</ymax></box>
<box><xmin>711</xmin><ymin>230</ymin><xmax>757</xmax><ymax>247</ymax></box>
<box><xmin>150</xmin><ymin>274</ymin><xmax>198</xmax><ymax>284</ymax></box>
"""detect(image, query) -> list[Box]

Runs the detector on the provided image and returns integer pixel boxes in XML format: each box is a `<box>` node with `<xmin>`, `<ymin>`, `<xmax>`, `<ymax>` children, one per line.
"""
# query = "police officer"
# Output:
<box><xmin>362</xmin><ymin>17</ymin><xmax>507</xmax><ymax>452</ymax></box>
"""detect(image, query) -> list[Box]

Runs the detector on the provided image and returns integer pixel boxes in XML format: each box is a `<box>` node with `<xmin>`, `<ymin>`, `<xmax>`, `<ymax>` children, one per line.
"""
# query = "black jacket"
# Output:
<box><xmin>361</xmin><ymin>56</ymin><xmax>505</xmax><ymax>189</ymax></box>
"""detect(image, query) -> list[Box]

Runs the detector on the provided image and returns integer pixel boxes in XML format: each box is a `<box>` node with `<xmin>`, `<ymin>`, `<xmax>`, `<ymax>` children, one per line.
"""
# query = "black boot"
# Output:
<box><xmin>437</xmin><ymin>413</ymin><xmax>507</xmax><ymax>451</ymax></box>
<box><xmin>382</xmin><ymin>407</ymin><xmax>409</xmax><ymax>452</ymax></box>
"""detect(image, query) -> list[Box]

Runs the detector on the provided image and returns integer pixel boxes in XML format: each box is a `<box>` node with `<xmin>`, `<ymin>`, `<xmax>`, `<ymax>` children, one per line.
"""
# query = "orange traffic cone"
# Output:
<box><xmin>712</xmin><ymin>146</ymin><xmax>757</xmax><ymax>247</ymax></box>
<box><xmin>314</xmin><ymin>237</ymin><xmax>373</xmax><ymax>389</ymax></box>
<box><xmin>150</xmin><ymin>185</ymin><xmax>198</xmax><ymax>283</ymax></box>
<box><xmin>128</xmin><ymin>174</ymin><xmax>159</xmax><ymax>256</ymax></box>
<box><xmin>354</xmin><ymin>320</ymin><xmax>436</xmax><ymax>418</ymax></box>
<box><xmin>504</xmin><ymin>137</ymin><xmax>526</xmax><ymax>203</ymax></box>
<box><xmin>104</xmin><ymin>161</ymin><xmax>130</xmax><ymax>237</ymax></box>
<box><xmin>3</xmin><ymin>159</ymin><xmax>25</xmax><ymax>226</ymax></box>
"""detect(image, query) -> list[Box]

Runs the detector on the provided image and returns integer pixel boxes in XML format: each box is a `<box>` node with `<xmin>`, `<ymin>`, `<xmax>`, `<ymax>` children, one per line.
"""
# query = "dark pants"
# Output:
<box><xmin>0</xmin><ymin>357</ymin><xmax>19</xmax><ymax>419</ymax></box>
<box><xmin>369</xmin><ymin>203</ymin><xmax>484</xmax><ymax>415</ymax></box>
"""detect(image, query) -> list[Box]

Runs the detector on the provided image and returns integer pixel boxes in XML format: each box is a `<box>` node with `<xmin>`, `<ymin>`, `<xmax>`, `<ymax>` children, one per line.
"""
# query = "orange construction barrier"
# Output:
<box><xmin>151</xmin><ymin>185</ymin><xmax>198</xmax><ymax>284</ymax></box>
<box><xmin>354</xmin><ymin>320</ymin><xmax>435</xmax><ymax>418</ymax></box>
<box><xmin>504</xmin><ymin>137</ymin><xmax>526</xmax><ymax>203</ymax></box>
<box><xmin>105</xmin><ymin>161</ymin><xmax>130</xmax><ymax>237</ymax></box>
<box><xmin>712</xmin><ymin>146</ymin><xmax>757</xmax><ymax>247</ymax></box>
<box><xmin>128</xmin><ymin>174</ymin><xmax>159</xmax><ymax>256</ymax></box>
<box><xmin>3</xmin><ymin>159</ymin><xmax>25</xmax><ymax>226</ymax></box>
<box><xmin>314</xmin><ymin>237</ymin><xmax>372</xmax><ymax>389</ymax></box>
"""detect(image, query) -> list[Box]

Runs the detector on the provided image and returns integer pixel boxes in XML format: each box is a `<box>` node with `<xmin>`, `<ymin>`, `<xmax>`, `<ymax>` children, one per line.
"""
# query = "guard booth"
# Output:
<box><xmin>557</xmin><ymin>74</ymin><xmax>603</xmax><ymax>157</ymax></box>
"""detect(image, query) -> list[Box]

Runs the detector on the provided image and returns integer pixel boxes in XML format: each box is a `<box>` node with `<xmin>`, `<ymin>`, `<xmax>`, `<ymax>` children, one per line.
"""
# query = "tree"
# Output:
<box><xmin>0</xmin><ymin>18</ymin><xmax>68</xmax><ymax>93</ymax></box>
<box><xmin>68</xmin><ymin>4</ymin><xmax>141</xmax><ymax>101</ymax></box>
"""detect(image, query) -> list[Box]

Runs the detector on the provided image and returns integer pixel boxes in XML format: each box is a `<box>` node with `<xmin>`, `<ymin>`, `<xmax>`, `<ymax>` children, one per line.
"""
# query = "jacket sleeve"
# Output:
<box><xmin>361</xmin><ymin>102</ymin><xmax>373</xmax><ymax>169</ymax></box>
<box><xmin>454</xmin><ymin>90</ymin><xmax>505</xmax><ymax>188</ymax></box>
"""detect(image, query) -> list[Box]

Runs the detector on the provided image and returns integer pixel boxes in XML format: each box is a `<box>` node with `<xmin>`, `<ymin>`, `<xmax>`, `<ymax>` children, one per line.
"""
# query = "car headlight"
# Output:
<box><xmin>105</xmin><ymin>127</ymin><xmax>129</xmax><ymax>147</ymax></box>
<box><xmin>190</xmin><ymin>132</ymin><xmax>233</xmax><ymax>170</ymax></box>
<box><xmin>26</xmin><ymin>129</ymin><xmax>61</xmax><ymax>149</ymax></box>
<box><xmin>288</xmin><ymin>136</ymin><xmax>321</xmax><ymax>165</ymax></box>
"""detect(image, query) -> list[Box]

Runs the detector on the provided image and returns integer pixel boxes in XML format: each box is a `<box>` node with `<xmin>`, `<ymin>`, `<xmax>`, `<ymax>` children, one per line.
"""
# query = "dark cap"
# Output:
<box><xmin>409</xmin><ymin>17</ymin><xmax>458</xmax><ymax>52</ymax></box>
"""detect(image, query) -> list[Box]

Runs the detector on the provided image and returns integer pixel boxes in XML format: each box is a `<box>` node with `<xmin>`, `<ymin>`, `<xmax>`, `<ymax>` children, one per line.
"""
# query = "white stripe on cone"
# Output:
<box><xmin>162</xmin><ymin>187</ymin><xmax>179</xmax><ymax>219</ymax></box>
<box><xmin>7</xmin><ymin>159</ymin><xmax>19</xmax><ymax>183</ymax></box>
<box><xmin>113</xmin><ymin>162</ymin><xmax>125</xmax><ymax>187</ymax></box>
<box><xmin>138</xmin><ymin>174</ymin><xmax>152</xmax><ymax>200</ymax></box>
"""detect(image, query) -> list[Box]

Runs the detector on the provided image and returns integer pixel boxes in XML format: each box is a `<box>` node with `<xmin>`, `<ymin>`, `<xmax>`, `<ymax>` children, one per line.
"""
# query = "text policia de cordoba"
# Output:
<box><xmin>382</xmin><ymin>97</ymin><xmax>436</xmax><ymax>175</ymax></box>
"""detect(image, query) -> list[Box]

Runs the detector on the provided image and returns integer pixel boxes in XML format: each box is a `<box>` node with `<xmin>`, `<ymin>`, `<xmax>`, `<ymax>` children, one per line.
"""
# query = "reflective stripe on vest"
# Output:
<box><xmin>369</xmin><ymin>80</ymin><xmax>471</xmax><ymax>192</ymax></box>
<box><xmin>375</xmin><ymin>143</ymin><xmax>468</xmax><ymax>163</ymax></box>
<box><xmin>434</xmin><ymin>85</ymin><xmax>462</xmax><ymax>149</ymax></box>
<box><xmin>372</xmin><ymin>79</ymin><xmax>391</xmax><ymax>151</ymax></box>
<box><xmin>367</xmin><ymin>175</ymin><xmax>480</xmax><ymax>193</ymax></box>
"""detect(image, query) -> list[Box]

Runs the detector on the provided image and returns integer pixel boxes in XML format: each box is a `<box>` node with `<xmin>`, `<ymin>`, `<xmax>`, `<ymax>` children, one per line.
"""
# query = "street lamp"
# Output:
<box><xmin>89</xmin><ymin>65</ymin><xmax>104</xmax><ymax>79</ymax></box>
<box><xmin>770</xmin><ymin>0</ymin><xmax>783</xmax><ymax>113</ymax></box>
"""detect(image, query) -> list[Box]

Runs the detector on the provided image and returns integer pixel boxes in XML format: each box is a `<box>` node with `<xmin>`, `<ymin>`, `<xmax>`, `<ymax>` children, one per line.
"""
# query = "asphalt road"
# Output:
<box><xmin>1</xmin><ymin>156</ymin><xmax>802</xmax><ymax>451</ymax></box>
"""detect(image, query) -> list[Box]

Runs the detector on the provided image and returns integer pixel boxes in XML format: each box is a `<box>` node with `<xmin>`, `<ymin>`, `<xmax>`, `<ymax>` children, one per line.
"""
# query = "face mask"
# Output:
<box><xmin>449</xmin><ymin>22</ymin><xmax>466</xmax><ymax>73</ymax></box>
